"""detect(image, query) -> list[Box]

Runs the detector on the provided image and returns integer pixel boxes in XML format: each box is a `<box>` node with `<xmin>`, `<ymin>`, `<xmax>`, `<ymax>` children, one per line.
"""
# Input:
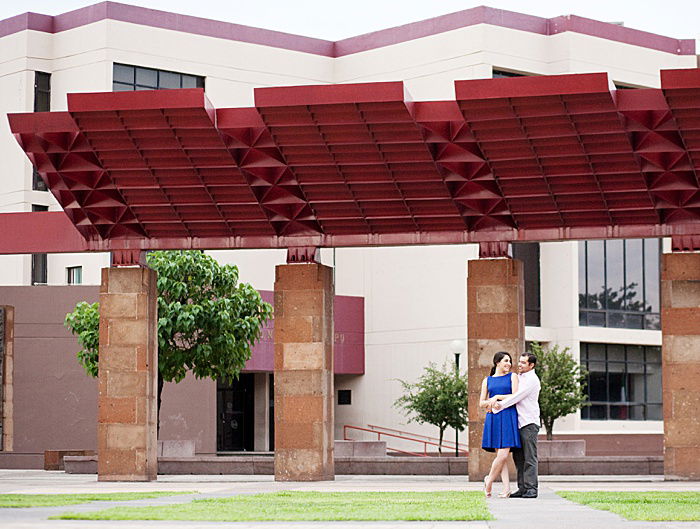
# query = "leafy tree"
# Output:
<box><xmin>65</xmin><ymin>250</ymin><xmax>273</xmax><ymax>431</ymax></box>
<box><xmin>64</xmin><ymin>301</ymin><xmax>100</xmax><ymax>377</ymax></box>
<box><xmin>530</xmin><ymin>342</ymin><xmax>588</xmax><ymax>440</ymax></box>
<box><xmin>394</xmin><ymin>362</ymin><xmax>468</xmax><ymax>453</ymax></box>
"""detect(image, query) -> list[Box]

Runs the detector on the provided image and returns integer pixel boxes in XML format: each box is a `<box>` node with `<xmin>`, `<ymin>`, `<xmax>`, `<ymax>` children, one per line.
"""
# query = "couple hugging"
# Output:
<box><xmin>480</xmin><ymin>351</ymin><xmax>540</xmax><ymax>499</ymax></box>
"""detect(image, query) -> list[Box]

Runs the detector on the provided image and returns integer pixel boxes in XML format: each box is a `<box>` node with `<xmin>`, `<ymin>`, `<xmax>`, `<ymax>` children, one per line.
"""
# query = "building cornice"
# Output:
<box><xmin>0</xmin><ymin>2</ymin><xmax>695</xmax><ymax>57</ymax></box>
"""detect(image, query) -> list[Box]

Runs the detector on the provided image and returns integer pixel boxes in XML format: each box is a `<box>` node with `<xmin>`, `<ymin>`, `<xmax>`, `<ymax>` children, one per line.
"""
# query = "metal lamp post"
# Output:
<box><xmin>449</xmin><ymin>339</ymin><xmax>465</xmax><ymax>457</ymax></box>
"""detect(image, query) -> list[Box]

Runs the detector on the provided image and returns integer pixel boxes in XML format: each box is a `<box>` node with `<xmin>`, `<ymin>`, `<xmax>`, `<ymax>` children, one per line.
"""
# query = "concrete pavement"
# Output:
<box><xmin>0</xmin><ymin>470</ymin><xmax>698</xmax><ymax>529</ymax></box>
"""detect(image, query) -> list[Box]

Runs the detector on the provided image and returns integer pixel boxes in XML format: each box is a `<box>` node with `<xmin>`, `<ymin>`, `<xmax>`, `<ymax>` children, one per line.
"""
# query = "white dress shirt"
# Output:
<box><xmin>493</xmin><ymin>369</ymin><xmax>540</xmax><ymax>428</ymax></box>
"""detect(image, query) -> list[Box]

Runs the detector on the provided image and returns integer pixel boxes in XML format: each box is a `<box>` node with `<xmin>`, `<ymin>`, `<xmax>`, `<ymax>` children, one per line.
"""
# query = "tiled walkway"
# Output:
<box><xmin>0</xmin><ymin>470</ymin><xmax>698</xmax><ymax>529</ymax></box>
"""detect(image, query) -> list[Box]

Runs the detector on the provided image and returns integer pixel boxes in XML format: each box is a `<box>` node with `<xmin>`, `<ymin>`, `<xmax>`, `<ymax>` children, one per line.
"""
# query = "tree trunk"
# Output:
<box><xmin>545</xmin><ymin>421</ymin><xmax>553</xmax><ymax>440</ymax></box>
<box><xmin>438</xmin><ymin>428</ymin><xmax>444</xmax><ymax>454</ymax></box>
<box><xmin>157</xmin><ymin>372</ymin><xmax>164</xmax><ymax>438</ymax></box>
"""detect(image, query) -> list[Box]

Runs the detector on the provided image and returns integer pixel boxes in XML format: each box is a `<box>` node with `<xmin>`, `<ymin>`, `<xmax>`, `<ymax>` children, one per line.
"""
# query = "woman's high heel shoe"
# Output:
<box><xmin>483</xmin><ymin>477</ymin><xmax>492</xmax><ymax>498</ymax></box>
<box><xmin>498</xmin><ymin>489</ymin><xmax>511</xmax><ymax>498</ymax></box>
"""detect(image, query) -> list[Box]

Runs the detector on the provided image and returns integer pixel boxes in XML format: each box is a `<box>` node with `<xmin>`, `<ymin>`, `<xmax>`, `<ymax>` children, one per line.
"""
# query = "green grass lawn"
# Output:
<box><xmin>53</xmin><ymin>491</ymin><xmax>491</xmax><ymax>522</ymax></box>
<box><xmin>558</xmin><ymin>491</ymin><xmax>700</xmax><ymax>521</ymax></box>
<box><xmin>0</xmin><ymin>492</ymin><xmax>194</xmax><ymax>508</ymax></box>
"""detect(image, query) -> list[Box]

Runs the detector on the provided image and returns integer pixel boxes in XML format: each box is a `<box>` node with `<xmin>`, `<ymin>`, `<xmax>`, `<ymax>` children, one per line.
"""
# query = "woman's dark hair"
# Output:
<box><xmin>490</xmin><ymin>351</ymin><xmax>512</xmax><ymax>376</ymax></box>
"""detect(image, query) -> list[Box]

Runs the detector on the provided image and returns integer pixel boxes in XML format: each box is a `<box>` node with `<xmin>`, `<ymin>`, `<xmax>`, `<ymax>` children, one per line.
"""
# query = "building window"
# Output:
<box><xmin>32</xmin><ymin>72</ymin><xmax>51</xmax><ymax>191</ymax></box>
<box><xmin>338</xmin><ymin>390</ymin><xmax>352</xmax><ymax>405</ymax></box>
<box><xmin>492</xmin><ymin>69</ymin><xmax>526</xmax><ymax>78</ymax></box>
<box><xmin>34</xmin><ymin>72</ymin><xmax>50</xmax><ymax>112</ymax></box>
<box><xmin>578</xmin><ymin>239</ymin><xmax>660</xmax><ymax>330</ymax></box>
<box><xmin>113</xmin><ymin>64</ymin><xmax>204</xmax><ymax>91</ymax></box>
<box><xmin>31</xmin><ymin>205</ymin><xmax>48</xmax><ymax>285</ymax></box>
<box><xmin>614</xmin><ymin>83</ymin><xmax>640</xmax><ymax>90</ymax></box>
<box><xmin>580</xmin><ymin>343</ymin><xmax>662</xmax><ymax>421</ymax></box>
<box><xmin>512</xmin><ymin>243</ymin><xmax>540</xmax><ymax>326</ymax></box>
<box><xmin>67</xmin><ymin>266</ymin><xmax>82</xmax><ymax>285</ymax></box>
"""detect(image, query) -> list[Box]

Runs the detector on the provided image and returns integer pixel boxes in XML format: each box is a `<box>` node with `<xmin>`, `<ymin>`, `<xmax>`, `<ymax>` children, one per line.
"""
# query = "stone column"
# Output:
<box><xmin>661</xmin><ymin>252</ymin><xmax>700</xmax><ymax>479</ymax></box>
<box><xmin>98</xmin><ymin>267</ymin><xmax>158</xmax><ymax>481</ymax></box>
<box><xmin>274</xmin><ymin>263</ymin><xmax>334</xmax><ymax>481</ymax></box>
<box><xmin>467</xmin><ymin>258</ymin><xmax>525</xmax><ymax>481</ymax></box>
<box><xmin>1</xmin><ymin>306</ymin><xmax>14</xmax><ymax>451</ymax></box>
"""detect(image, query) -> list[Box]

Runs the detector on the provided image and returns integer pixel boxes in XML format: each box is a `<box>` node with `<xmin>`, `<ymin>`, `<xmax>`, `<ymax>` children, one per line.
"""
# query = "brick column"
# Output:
<box><xmin>467</xmin><ymin>258</ymin><xmax>524</xmax><ymax>482</ymax></box>
<box><xmin>661</xmin><ymin>253</ymin><xmax>700</xmax><ymax>479</ymax></box>
<box><xmin>98</xmin><ymin>267</ymin><xmax>158</xmax><ymax>481</ymax></box>
<box><xmin>1</xmin><ymin>306</ymin><xmax>14</xmax><ymax>451</ymax></box>
<box><xmin>274</xmin><ymin>263</ymin><xmax>334</xmax><ymax>481</ymax></box>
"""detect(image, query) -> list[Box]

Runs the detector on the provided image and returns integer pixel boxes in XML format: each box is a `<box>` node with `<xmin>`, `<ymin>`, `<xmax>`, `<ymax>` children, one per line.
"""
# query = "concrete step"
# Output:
<box><xmin>62</xmin><ymin>454</ymin><xmax>662</xmax><ymax>476</ymax></box>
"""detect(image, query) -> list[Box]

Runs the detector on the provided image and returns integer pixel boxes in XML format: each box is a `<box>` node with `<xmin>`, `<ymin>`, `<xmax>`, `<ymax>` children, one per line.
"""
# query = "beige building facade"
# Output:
<box><xmin>0</xmin><ymin>3</ymin><xmax>697</xmax><ymax>458</ymax></box>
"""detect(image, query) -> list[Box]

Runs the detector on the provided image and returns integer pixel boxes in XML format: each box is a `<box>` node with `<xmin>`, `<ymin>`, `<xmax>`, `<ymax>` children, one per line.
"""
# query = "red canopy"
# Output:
<box><xmin>8</xmin><ymin>69</ymin><xmax>700</xmax><ymax>254</ymax></box>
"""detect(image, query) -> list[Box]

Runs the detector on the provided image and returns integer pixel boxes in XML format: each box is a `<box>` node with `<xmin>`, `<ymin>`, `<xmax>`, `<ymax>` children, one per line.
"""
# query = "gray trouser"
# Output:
<box><xmin>512</xmin><ymin>423</ymin><xmax>539</xmax><ymax>492</ymax></box>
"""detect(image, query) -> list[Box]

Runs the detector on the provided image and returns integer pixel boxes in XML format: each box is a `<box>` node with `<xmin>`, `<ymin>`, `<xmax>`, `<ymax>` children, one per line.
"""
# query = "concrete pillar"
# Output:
<box><xmin>97</xmin><ymin>267</ymin><xmax>158</xmax><ymax>481</ymax></box>
<box><xmin>1</xmin><ymin>306</ymin><xmax>14</xmax><ymax>451</ymax></box>
<box><xmin>253</xmin><ymin>372</ymin><xmax>270</xmax><ymax>451</ymax></box>
<box><xmin>661</xmin><ymin>253</ymin><xmax>700</xmax><ymax>479</ymax></box>
<box><xmin>467</xmin><ymin>258</ymin><xmax>525</xmax><ymax>482</ymax></box>
<box><xmin>274</xmin><ymin>263</ymin><xmax>334</xmax><ymax>481</ymax></box>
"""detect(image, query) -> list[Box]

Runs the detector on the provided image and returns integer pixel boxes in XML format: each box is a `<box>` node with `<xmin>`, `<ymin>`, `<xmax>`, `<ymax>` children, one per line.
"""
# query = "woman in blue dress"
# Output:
<box><xmin>480</xmin><ymin>351</ymin><xmax>520</xmax><ymax>497</ymax></box>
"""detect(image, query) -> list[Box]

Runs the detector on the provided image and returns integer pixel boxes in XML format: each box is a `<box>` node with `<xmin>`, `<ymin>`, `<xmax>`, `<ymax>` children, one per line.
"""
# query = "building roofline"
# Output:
<box><xmin>0</xmin><ymin>2</ymin><xmax>695</xmax><ymax>57</ymax></box>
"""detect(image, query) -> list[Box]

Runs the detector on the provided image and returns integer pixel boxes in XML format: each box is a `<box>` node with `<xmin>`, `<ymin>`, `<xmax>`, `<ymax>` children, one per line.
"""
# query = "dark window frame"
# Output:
<box><xmin>512</xmin><ymin>242</ymin><xmax>541</xmax><ymax>326</ymax></box>
<box><xmin>492</xmin><ymin>68</ymin><xmax>528</xmax><ymax>78</ymax></box>
<box><xmin>113</xmin><ymin>63</ymin><xmax>204</xmax><ymax>92</ymax></box>
<box><xmin>67</xmin><ymin>266</ymin><xmax>83</xmax><ymax>285</ymax></box>
<box><xmin>31</xmin><ymin>205</ymin><xmax>49</xmax><ymax>285</ymax></box>
<box><xmin>580</xmin><ymin>342</ymin><xmax>662</xmax><ymax>421</ymax></box>
<box><xmin>338</xmin><ymin>389</ymin><xmax>352</xmax><ymax>405</ymax></box>
<box><xmin>32</xmin><ymin>72</ymin><xmax>51</xmax><ymax>191</ymax></box>
<box><xmin>578</xmin><ymin>239</ymin><xmax>660</xmax><ymax>330</ymax></box>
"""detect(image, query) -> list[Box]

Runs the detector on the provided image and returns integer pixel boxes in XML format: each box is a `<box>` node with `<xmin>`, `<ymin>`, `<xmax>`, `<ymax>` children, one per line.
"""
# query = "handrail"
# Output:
<box><xmin>366</xmin><ymin>424</ymin><xmax>468</xmax><ymax>451</ymax></box>
<box><xmin>343</xmin><ymin>424</ymin><xmax>468</xmax><ymax>457</ymax></box>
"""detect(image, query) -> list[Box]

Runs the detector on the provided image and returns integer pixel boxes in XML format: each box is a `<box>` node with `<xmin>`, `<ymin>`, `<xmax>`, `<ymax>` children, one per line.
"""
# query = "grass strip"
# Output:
<box><xmin>54</xmin><ymin>491</ymin><xmax>492</xmax><ymax>521</ymax></box>
<box><xmin>0</xmin><ymin>491</ymin><xmax>195</xmax><ymax>508</ymax></box>
<box><xmin>558</xmin><ymin>491</ymin><xmax>700</xmax><ymax>521</ymax></box>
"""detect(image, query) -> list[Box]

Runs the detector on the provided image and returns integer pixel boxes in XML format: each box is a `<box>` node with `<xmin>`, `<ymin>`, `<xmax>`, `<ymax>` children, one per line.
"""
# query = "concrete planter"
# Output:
<box><xmin>538</xmin><ymin>439</ymin><xmax>585</xmax><ymax>457</ymax></box>
<box><xmin>334</xmin><ymin>440</ymin><xmax>386</xmax><ymax>457</ymax></box>
<box><xmin>157</xmin><ymin>440</ymin><xmax>196</xmax><ymax>457</ymax></box>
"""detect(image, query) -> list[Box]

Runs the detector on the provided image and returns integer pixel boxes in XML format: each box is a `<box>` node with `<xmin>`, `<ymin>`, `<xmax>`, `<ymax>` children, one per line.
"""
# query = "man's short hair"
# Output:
<box><xmin>521</xmin><ymin>353</ymin><xmax>537</xmax><ymax>366</ymax></box>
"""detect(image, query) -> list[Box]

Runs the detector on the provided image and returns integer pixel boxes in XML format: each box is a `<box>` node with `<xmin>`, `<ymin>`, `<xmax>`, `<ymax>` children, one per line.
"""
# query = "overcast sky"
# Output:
<box><xmin>1</xmin><ymin>0</ymin><xmax>699</xmax><ymax>43</ymax></box>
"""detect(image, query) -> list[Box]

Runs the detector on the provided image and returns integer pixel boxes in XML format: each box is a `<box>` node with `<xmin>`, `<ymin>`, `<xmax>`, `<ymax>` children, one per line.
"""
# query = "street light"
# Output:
<box><xmin>449</xmin><ymin>339</ymin><xmax>465</xmax><ymax>457</ymax></box>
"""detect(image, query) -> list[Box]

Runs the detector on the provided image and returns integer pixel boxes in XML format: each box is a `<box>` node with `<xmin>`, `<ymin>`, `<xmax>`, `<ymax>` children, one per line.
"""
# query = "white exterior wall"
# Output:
<box><xmin>0</xmin><ymin>13</ymin><xmax>694</xmax><ymax>443</ymax></box>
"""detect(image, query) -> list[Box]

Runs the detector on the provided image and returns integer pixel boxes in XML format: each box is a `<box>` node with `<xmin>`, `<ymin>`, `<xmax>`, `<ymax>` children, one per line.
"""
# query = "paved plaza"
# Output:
<box><xmin>0</xmin><ymin>470</ymin><xmax>699</xmax><ymax>529</ymax></box>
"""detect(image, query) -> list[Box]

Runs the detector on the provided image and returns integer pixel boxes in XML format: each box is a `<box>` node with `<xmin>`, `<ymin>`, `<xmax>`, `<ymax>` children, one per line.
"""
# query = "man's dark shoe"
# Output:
<box><xmin>509</xmin><ymin>490</ymin><xmax>524</xmax><ymax>498</ymax></box>
<box><xmin>521</xmin><ymin>490</ymin><xmax>538</xmax><ymax>498</ymax></box>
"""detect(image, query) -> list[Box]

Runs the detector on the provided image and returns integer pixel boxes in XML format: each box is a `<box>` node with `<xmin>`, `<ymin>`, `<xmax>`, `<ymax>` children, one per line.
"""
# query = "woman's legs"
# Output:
<box><xmin>499</xmin><ymin>462</ymin><xmax>510</xmax><ymax>497</ymax></box>
<box><xmin>484</xmin><ymin>448</ymin><xmax>510</xmax><ymax>494</ymax></box>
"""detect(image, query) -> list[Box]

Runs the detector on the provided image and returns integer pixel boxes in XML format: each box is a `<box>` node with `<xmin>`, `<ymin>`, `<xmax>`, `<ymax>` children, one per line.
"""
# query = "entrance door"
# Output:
<box><xmin>217</xmin><ymin>374</ymin><xmax>254</xmax><ymax>452</ymax></box>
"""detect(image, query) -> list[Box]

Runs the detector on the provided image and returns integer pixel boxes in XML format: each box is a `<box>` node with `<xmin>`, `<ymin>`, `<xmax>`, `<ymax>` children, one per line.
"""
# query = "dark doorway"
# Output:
<box><xmin>217</xmin><ymin>374</ymin><xmax>254</xmax><ymax>452</ymax></box>
<box><xmin>269</xmin><ymin>373</ymin><xmax>274</xmax><ymax>451</ymax></box>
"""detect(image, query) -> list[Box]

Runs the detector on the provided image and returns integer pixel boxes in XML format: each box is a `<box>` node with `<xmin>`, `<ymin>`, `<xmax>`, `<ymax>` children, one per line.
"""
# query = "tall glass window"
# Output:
<box><xmin>31</xmin><ymin>205</ymin><xmax>49</xmax><ymax>285</ymax></box>
<box><xmin>512</xmin><ymin>242</ymin><xmax>540</xmax><ymax>326</ymax></box>
<box><xmin>578</xmin><ymin>239</ymin><xmax>660</xmax><ymax>330</ymax></box>
<box><xmin>580</xmin><ymin>343</ymin><xmax>662</xmax><ymax>421</ymax></box>
<box><xmin>113</xmin><ymin>64</ymin><xmax>204</xmax><ymax>91</ymax></box>
<box><xmin>32</xmin><ymin>72</ymin><xmax>51</xmax><ymax>191</ymax></box>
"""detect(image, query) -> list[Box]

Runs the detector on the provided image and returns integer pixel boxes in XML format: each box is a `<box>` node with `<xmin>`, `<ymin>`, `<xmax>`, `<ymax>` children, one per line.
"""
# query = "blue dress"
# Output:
<box><xmin>482</xmin><ymin>374</ymin><xmax>521</xmax><ymax>452</ymax></box>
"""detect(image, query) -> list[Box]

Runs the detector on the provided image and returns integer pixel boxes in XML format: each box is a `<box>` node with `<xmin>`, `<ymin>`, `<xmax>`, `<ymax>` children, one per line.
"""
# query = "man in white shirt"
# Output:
<box><xmin>493</xmin><ymin>352</ymin><xmax>541</xmax><ymax>498</ymax></box>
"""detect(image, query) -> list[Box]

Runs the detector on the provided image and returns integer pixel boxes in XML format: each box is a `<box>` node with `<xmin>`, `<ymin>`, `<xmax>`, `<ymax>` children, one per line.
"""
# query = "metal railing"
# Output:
<box><xmin>343</xmin><ymin>424</ymin><xmax>468</xmax><ymax>457</ymax></box>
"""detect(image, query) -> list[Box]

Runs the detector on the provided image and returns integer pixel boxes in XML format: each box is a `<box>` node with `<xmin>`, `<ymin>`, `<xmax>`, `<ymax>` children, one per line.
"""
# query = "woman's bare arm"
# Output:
<box><xmin>479</xmin><ymin>378</ymin><xmax>491</xmax><ymax>409</ymax></box>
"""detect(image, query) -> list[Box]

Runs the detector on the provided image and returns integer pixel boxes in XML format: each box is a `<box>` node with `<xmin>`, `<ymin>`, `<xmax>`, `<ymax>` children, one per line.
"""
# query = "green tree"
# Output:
<box><xmin>65</xmin><ymin>250</ymin><xmax>273</xmax><ymax>431</ymax></box>
<box><xmin>394</xmin><ymin>362</ymin><xmax>468</xmax><ymax>453</ymax></box>
<box><xmin>531</xmin><ymin>342</ymin><xmax>589</xmax><ymax>440</ymax></box>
